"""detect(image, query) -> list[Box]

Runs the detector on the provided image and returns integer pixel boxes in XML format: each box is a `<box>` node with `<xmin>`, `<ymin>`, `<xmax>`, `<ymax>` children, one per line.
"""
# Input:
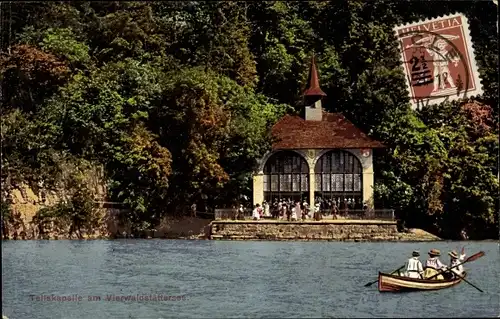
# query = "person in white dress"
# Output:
<box><xmin>281</xmin><ymin>204</ymin><xmax>287</xmax><ymax>221</ymax></box>
<box><xmin>263</xmin><ymin>201</ymin><xmax>270</xmax><ymax>217</ymax></box>
<box><xmin>252</xmin><ymin>204</ymin><xmax>261</xmax><ymax>220</ymax></box>
<box><xmin>404</xmin><ymin>251</ymin><xmax>424</xmax><ymax>279</ymax></box>
<box><xmin>291</xmin><ymin>207</ymin><xmax>298</xmax><ymax>221</ymax></box>
<box><xmin>294</xmin><ymin>201</ymin><xmax>301</xmax><ymax>220</ymax></box>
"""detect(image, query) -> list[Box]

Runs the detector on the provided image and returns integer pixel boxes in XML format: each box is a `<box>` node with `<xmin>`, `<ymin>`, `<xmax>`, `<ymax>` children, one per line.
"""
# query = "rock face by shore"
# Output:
<box><xmin>2</xmin><ymin>180</ymin><xmax>213</xmax><ymax>240</ymax></box>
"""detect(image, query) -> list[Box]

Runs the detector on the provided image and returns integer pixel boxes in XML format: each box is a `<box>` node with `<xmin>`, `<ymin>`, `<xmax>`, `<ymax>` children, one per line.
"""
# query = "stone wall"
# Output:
<box><xmin>209</xmin><ymin>220</ymin><xmax>441</xmax><ymax>241</ymax></box>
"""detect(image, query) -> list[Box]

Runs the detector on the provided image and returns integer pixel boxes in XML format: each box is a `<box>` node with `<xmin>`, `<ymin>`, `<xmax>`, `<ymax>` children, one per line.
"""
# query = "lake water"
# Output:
<box><xmin>2</xmin><ymin>240</ymin><xmax>499</xmax><ymax>318</ymax></box>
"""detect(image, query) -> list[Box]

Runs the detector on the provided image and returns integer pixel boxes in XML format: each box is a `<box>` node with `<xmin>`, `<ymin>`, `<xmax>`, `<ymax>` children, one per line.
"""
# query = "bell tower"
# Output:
<box><xmin>304</xmin><ymin>54</ymin><xmax>326</xmax><ymax>121</ymax></box>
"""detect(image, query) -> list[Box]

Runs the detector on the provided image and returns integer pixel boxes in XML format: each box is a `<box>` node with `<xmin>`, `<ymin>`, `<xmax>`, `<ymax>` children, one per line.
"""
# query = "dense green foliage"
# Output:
<box><xmin>1</xmin><ymin>1</ymin><xmax>498</xmax><ymax>238</ymax></box>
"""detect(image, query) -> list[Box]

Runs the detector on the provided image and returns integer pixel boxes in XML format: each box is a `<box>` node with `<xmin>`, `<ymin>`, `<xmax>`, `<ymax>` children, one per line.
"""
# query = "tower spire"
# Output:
<box><xmin>304</xmin><ymin>53</ymin><xmax>326</xmax><ymax>97</ymax></box>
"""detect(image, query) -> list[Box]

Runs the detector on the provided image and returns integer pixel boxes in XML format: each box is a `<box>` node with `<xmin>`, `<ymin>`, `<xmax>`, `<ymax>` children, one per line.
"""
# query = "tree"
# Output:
<box><xmin>150</xmin><ymin>67</ymin><xmax>288</xmax><ymax>208</ymax></box>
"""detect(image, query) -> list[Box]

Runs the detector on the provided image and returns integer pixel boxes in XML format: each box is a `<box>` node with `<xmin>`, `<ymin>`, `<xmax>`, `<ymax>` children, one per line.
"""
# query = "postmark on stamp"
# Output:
<box><xmin>394</xmin><ymin>13</ymin><xmax>483</xmax><ymax>110</ymax></box>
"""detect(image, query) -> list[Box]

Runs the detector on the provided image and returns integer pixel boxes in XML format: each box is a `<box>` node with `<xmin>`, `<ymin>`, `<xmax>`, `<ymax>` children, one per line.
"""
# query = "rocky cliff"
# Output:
<box><xmin>1</xmin><ymin>166</ymin><xmax>211</xmax><ymax>240</ymax></box>
<box><xmin>1</xmin><ymin>164</ymin><xmax>111</xmax><ymax>239</ymax></box>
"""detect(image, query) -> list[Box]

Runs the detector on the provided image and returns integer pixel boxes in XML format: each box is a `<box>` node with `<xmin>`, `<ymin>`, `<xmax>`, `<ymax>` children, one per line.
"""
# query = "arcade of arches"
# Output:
<box><xmin>253</xmin><ymin>149</ymin><xmax>374</xmax><ymax>209</ymax></box>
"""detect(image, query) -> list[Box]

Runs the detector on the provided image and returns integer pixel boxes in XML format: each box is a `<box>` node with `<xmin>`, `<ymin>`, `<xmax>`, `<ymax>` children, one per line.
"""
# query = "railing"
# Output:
<box><xmin>93</xmin><ymin>201</ymin><xmax>128</xmax><ymax>209</ymax></box>
<box><xmin>318</xmin><ymin>209</ymin><xmax>395</xmax><ymax>221</ymax></box>
<box><xmin>215</xmin><ymin>208</ymin><xmax>252</xmax><ymax>220</ymax></box>
<box><xmin>214</xmin><ymin>208</ymin><xmax>395</xmax><ymax>221</ymax></box>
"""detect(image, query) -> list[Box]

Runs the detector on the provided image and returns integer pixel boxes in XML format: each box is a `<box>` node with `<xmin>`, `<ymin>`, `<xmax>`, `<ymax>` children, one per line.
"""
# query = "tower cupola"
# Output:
<box><xmin>304</xmin><ymin>54</ymin><xmax>326</xmax><ymax>121</ymax></box>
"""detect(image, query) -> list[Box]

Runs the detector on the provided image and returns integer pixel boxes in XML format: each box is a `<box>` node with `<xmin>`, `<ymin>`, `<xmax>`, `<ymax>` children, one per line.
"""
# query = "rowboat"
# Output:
<box><xmin>378</xmin><ymin>271</ymin><xmax>466</xmax><ymax>292</ymax></box>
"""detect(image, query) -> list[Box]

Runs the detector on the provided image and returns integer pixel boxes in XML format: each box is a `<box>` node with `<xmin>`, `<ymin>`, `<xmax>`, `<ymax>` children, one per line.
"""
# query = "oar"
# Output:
<box><xmin>364</xmin><ymin>265</ymin><xmax>405</xmax><ymax>287</ymax></box>
<box><xmin>443</xmin><ymin>248</ymin><xmax>483</xmax><ymax>293</ymax></box>
<box><xmin>451</xmin><ymin>271</ymin><xmax>484</xmax><ymax>292</ymax></box>
<box><xmin>426</xmin><ymin>251</ymin><xmax>485</xmax><ymax>280</ymax></box>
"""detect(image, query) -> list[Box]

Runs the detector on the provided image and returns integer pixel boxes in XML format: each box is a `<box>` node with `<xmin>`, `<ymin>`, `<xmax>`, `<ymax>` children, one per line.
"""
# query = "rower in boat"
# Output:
<box><xmin>424</xmin><ymin>248</ymin><xmax>447</xmax><ymax>280</ymax></box>
<box><xmin>404</xmin><ymin>250</ymin><xmax>424</xmax><ymax>279</ymax></box>
<box><xmin>445</xmin><ymin>248</ymin><xmax>466</xmax><ymax>279</ymax></box>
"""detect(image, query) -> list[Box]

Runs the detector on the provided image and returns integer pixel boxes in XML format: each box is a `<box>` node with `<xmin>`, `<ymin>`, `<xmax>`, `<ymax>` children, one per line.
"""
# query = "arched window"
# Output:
<box><xmin>263</xmin><ymin>151</ymin><xmax>309</xmax><ymax>204</ymax></box>
<box><xmin>314</xmin><ymin>150</ymin><xmax>363</xmax><ymax>210</ymax></box>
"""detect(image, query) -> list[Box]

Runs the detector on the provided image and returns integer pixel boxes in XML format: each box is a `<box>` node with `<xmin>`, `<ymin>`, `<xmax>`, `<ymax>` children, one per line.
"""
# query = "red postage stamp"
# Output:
<box><xmin>394</xmin><ymin>13</ymin><xmax>483</xmax><ymax>110</ymax></box>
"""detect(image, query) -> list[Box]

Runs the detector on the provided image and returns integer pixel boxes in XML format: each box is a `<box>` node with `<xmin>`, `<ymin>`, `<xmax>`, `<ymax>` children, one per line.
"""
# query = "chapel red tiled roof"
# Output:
<box><xmin>271</xmin><ymin>112</ymin><xmax>386</xmax><ymax>150</ymax></box>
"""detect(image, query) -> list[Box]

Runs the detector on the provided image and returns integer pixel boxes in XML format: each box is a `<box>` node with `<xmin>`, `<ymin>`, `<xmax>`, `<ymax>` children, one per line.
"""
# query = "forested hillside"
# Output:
<box><xmin>1</xmin><ymin>1</ymin><xmax>498</xmax><ymax>239</ymax></box>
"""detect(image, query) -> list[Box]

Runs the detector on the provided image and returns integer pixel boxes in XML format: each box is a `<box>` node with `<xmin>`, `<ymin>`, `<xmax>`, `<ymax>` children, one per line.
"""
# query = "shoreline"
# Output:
<box><xmin>2</xmin><ymin>237</ymin><xmax>498</xmax><ymax>241</ymax></box>
<box><xmin>2</xmin><ymin>219</ymin><xmax>448</xmax><ymax>242</ymax></box>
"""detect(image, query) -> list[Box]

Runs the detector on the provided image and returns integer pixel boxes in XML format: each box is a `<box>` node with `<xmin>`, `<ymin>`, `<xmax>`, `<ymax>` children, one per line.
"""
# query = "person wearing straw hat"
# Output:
<box><xmin>446</xmin><ymin>248</ymin><xmax>466</xmax><ymax>279</ymax></box>
<box><xmin>424</xmin><ymin>248</ymin><xmax>447</xmax><ymax>280</ymax></box>
<box><xmin>404</xmin><ymin>251</ymin><xmax>424</xmax><ymax>279</ymax></box>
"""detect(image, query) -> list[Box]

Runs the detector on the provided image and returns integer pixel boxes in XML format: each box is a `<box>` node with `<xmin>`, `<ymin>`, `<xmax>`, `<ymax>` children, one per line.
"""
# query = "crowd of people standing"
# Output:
<box><xmin>223</xmin><ymin>193</ymin><xmax>377</xmax><ymax>221</ymax></box>
<box><xmin>248</xmin><ymin>197</ymin><xmax>369</xmax><ymax>221</ymax></box>
<box><xmin>251</xmin><ymin>199</ymin><xmax>316</xmax><ymax>221</ymax></box>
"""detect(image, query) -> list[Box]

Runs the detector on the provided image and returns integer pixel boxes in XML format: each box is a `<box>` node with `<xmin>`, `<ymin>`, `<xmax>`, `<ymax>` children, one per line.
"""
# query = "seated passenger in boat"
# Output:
<box><xmin>445</xmin><ymin>249</ymin><xmax>466</xmax><ymax>279</ymax></box>
<box><xmin>404</xmin><ymin>250</ymin><xmax>424</xmax><ymax>279</ymax></box>
<box><xmin>424</xmin><ymin>248</ymin><xmax>447</xmax><ymax>280</ymax></box>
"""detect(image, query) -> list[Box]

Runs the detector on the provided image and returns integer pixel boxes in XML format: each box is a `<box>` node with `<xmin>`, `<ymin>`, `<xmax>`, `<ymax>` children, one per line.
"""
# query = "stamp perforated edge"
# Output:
<box><xmin>393</xmin><ymin>12</ymin><xmax>484</xmax><ymax>109</ymax></box>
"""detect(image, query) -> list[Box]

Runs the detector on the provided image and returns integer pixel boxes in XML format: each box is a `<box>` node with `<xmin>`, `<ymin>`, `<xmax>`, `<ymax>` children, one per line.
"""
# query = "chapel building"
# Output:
<box><xmin>252</xmin><ymin>56</ymin><xmax>385</xmax><ymax>210</ymax></box>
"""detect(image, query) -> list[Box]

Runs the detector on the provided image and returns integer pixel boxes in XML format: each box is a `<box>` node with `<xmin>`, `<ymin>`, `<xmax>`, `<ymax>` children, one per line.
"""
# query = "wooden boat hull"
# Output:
<box><xmin>378</xmin><ymin>271</ymin><xmax>466</xmax><ymax>292</ymax></box>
